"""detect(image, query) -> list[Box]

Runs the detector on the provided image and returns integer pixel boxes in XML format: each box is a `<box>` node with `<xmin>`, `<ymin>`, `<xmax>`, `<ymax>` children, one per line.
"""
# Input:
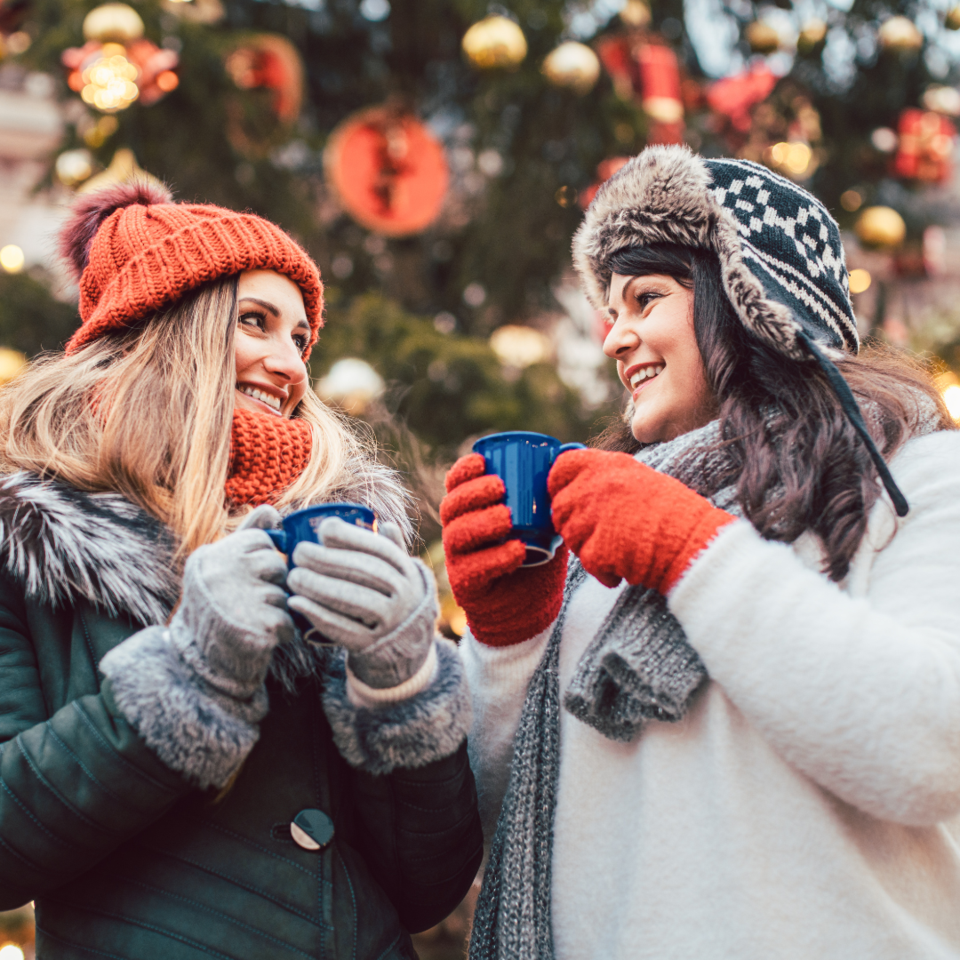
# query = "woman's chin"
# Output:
<box><xmin>629</xmin><ymin>405</ymin><xmax>666</xmax><ymax>445</ymax></box>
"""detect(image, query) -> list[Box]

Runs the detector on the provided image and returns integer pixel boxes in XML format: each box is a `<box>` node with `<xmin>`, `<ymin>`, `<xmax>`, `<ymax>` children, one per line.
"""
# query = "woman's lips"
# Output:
<box><xmin>631</xmin><ymin>378</ymin><xmax>658</xmax><ymax>401</ymax></box>
<box><xmin>628</xmin><ymin>368</ymin><xmax>663</xmax><ymax>401</ymax></box>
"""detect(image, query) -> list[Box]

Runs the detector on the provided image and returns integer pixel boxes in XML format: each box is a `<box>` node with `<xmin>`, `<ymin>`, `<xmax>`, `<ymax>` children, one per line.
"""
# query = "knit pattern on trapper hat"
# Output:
<box><xmin>60</xmin><ymin>180</ymin><xmax>323</xmax><ymax>358</ymax></box>
<box><xmin>225</xmin><ymin>408</ymin><xmax>313</xmax><ymax>507</ymax></box>
<box><xmin>571</xmin><ymin>145</ymin><xmax>858</xmax><ymax>361</ymax></box>
<box><xmin>706</xmin><ymin>158</ymin><xmax>858</xmax><ymax>354</ymax></box>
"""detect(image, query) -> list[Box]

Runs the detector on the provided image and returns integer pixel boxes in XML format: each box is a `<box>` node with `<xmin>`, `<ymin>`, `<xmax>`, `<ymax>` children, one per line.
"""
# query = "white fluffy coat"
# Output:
<box><xmin>462</xmin><ymin>430</ymin><xmax>960</xmax><ymax>960</ymax></box>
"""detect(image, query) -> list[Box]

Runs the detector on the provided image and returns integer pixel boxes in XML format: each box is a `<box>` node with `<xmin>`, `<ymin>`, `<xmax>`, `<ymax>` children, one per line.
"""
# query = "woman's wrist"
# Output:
<box><xmin>346</xmin><ymin>640</ymin><xmax>438</xmax><ymax>707</ymax></box>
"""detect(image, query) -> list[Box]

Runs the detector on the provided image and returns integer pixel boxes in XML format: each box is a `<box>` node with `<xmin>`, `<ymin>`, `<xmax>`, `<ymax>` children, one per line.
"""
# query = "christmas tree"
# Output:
<box><xmin>8</xmin><ymin>0</ymin><xmax>958</xmax><ymax>467</ymax></box>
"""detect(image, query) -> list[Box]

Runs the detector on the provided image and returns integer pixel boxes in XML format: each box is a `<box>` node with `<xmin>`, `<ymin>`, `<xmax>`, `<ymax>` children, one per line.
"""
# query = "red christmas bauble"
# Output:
<box><xmin>325</xmin><ymin>107</ymin><xmax>449</xmax><ymax>236</ymax></box>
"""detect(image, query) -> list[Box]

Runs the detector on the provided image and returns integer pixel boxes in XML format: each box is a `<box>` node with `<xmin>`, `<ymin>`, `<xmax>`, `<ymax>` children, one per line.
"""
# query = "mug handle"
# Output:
<box><xmin>558</xmin><ymin>442</ymin><xmax>587</xmax><ymax>455</ymax></box>
<box><xmin>266</xmin><ymin>529</ymin><xmax>288</xmax><ymax>553</ymax></box>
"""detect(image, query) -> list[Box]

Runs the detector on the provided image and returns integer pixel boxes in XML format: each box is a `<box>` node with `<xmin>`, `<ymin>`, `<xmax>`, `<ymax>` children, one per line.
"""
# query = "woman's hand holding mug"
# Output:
<box><xmin>548</xmin><ymin>448</ymin><xmax>737</xmax><ymax>595</ymax></box>
<box><xmin>285</xmin><ymin>519</ymin><xmax>438</xmax><ymax>689</ymax></box>
<box><xmin>169</xmin><ymin>504</ymin><xmax>295</xmax><ymax>703</ymax></box>
<box><xmin>441</xmin><ymin>453</ymin><xmax>568</xmax><ymax>647</ymax></box>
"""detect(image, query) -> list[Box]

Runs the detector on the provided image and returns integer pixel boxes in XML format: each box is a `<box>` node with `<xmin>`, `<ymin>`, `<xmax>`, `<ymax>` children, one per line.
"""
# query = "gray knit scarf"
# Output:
<box><xmin>468</xmin><ymin>408</ymin><xmax>939</xmax><ymax>960</ymax></box>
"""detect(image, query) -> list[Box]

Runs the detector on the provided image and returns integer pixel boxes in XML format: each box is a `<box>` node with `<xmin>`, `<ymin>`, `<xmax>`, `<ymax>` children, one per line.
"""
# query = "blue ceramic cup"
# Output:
<box><xmin>267</xmin><ymin>503</ymin><xmax>378</xmax><ymax>641</ymax></box>
<box><xmin>472</xmin><ymin>431</ymin><xmax>586</xmax><ymax>567</ymax></box>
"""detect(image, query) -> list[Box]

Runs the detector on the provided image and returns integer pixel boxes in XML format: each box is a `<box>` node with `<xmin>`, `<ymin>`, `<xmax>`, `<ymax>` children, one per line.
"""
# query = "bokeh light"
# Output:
<box><xmin>848</xmin><ymin>269</ymin><xmax>872</xmax><ymax>294</ymax></box>
<box><xmin>943</xmin><ymin>384</ymin><xmax>960</xmax><ymax>421</ymax></box>
<box><xmin>768</xmin><ymin>141</ymin><xmax>813</xmax><ymax>178</ymax></box>
<box><xmin>81</xmin><ymin>44</ymin><xmax>140</xmax><ymax>112</ymax></box>
<box><xmin>0</xmin><ymin>246</ymin><xmax>25</xmax><ymax>274</ymax></box>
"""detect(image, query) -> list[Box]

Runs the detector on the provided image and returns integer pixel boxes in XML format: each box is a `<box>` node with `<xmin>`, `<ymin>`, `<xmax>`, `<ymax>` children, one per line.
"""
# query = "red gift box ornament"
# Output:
<box><xmin>893</xmin><ymin>108</ymin><xmax>955</xmax><ymax>183</ymax></box>
<box><xmin>596</xmin><ymin>35</ymin><xmax>638</xmax><ymax>100</ymax></box>
<box><xmin>637</xmin><ymin>45</ymin><xmax>682</xmax><ymax>121</ymax></box>
<box><xmin>706</xmin><ymin>65</ymin><xmax>777</xmax><ymax>134</ymax></box>
<box><xmin>636</xmin><ymin>44</ymin><xmax>684</xmax><ymax>143</ymax></box>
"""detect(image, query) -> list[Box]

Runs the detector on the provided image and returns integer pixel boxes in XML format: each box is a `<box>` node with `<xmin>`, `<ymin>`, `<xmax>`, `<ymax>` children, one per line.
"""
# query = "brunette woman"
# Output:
<box><xmin>0</xmin><ymin>182</ymin><xmax>481</xmax><ymax>959</ymax></box>
<box><xmin>442</xmin><ymin>146</ymin><xmax>960</xmax><ymax>960</ymax></box>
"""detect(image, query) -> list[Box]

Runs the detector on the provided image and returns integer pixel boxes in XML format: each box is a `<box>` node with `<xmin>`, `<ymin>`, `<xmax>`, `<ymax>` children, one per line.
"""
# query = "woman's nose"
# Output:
<box><xmin>602</xmin><ymin>318</ymin><xmax>640</xmax><ymax>359</ymax></box>
<box><xmin>263</xmin><ymin>340</ymin><xmax>307</xmax><ymax>384</ymax></box>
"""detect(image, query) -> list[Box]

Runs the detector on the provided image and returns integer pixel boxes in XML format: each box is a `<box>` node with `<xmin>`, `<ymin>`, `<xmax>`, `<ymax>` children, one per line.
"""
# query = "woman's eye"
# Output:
<box><xmin>635</xmin><ymin>292</ymin><xmax>660</xmax><ymax>311</ymax></box>
<box><xmin>239</xmin><ymin>311</ymin><xmax>266</xmax><ymax>330</ymax></box>
<box><xmin>293</xmin><ymin>334</ymin><xmax>308</xmax><ymax>351</ymax></box>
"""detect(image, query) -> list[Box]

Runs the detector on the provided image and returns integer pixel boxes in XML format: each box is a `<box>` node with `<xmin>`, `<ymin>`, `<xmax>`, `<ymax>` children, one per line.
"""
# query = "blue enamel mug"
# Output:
<box><xmin>266</xmin><ymin>503</ymin><xmax>378</xmax><ymax>559</ymax></box>
<box><xmin>266</xmin><ymin>503</ymin><xmax>378</xmax><ymax>641</ymax></box>
<box><xmin>472</xmin><ymin>431</ymin><xmax>586</xmax><ymax>567</ymax></box>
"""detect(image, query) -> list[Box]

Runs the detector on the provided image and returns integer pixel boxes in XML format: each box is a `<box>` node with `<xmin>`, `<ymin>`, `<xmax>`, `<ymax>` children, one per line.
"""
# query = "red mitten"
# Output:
<box><xmin>441</xmin><ymin>454</ymin><xmax>568</xmax><ymax>647</ymax></box>
<box><xmin>548</xmin><ymin>448</ymin><xmax>736</xmax><ymax>594</ymax></box>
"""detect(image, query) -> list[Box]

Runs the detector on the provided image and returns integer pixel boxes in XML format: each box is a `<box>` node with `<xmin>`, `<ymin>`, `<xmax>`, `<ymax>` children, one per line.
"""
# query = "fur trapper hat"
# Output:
<box><xmin>573</xmin><ymin>145</ymin><xmax>909</xmax><ymax>516</ymax></box>
<box><xmin>572</xmin><ymin>145</ymin><xmax>857</xmax><ymax>362</ymax></box>
<box><xmin>59</xmin><ymin>180</ymin><xmax>324</xmax><ymax>358</ymax></box>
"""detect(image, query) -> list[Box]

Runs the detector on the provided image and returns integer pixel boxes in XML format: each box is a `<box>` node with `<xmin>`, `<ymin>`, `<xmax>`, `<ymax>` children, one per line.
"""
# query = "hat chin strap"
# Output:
<box><xmin>797</xmin><ymin>331</ymin><xmax>909</xmax><ymax>518</ymax></box>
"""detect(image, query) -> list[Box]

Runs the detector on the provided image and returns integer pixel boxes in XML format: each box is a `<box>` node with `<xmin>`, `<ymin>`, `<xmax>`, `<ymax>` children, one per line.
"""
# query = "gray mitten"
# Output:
<box><xmin>171</xmin><ymin>510</ymin><xmax>294</xmax><ymax>701</ymax></box>
<box><xmin>287</xmin><ymin>518</ymin><xmax>438</xmax><ymax>689</ymax></box>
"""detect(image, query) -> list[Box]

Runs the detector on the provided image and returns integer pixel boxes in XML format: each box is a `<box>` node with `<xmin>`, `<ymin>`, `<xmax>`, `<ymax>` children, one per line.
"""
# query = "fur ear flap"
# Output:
<box><xmin>58</xmin><ymin>178</ymin><xmax>173</xmax><ymax>281</ymax></box>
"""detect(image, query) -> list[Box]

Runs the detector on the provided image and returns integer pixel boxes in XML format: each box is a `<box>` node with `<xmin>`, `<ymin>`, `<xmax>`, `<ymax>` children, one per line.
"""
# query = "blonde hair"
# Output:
<box><xmin>0</xmin><ymin>277</ymin><xmax>379</xmax><ymax>559</ymax></box>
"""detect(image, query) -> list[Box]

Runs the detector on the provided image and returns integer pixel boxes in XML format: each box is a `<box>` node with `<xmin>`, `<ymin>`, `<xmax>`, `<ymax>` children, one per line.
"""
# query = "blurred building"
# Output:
<box><xmin>0</xmin><ymin>66</ymin><xmax>66</xmax><ymax>279</ymax></box>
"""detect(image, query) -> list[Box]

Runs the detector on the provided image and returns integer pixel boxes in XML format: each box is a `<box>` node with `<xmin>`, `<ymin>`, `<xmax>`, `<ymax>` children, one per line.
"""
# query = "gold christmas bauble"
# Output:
<box><xmin>0</xmin><ymin>348</ymin><xmax>26</xmax><ymax>384</ymax></box>
<box><xmin>878</xmin><ymin>16</ymin><xmax>923</xmax><ymax>52</ymax></box>
<box><xmin>542</xmin><ymin>42</ymin><xmax>600</xmax><ymax>94</ymax></box>
<box><xmin>620</xmin><ymin>0</ymin><xmax>651</xmax><ymax>28</ymax></box>
<box><xmin>746</xmin><ymin>20</ymin><xmax>781</xmax><ymax>54</ymax></box>
<box><xmin>489</xmin><ymin>325</ymin><xmax>550</xmax><ymax>368</ymax></box>
<box><xmin>922</xmin><ymin>84</ymin><xmax>960</xmax><ymax>116</ymax></box>
<box><xmin>55</xmin><ymin>148</ymin><xmax>94</xmax><ymax>186</ymax></box>
<box><xmin>78</xmin><ymin>148</ymin><xmax>163</xmax><ymax>194</ymax></box>
<box><xmin>162</xmin><ymin>0</ymin><xmax>225</xmax><ymax>24</ymax></box>
<box><xmin>462</xmin><ymin>16</ymin><xmax>527</xmax><ymax>70</ymax></box>
<box><xmin>798</xmin><ymin>18</ymin><xmax>827</xmax><ymax>53</ymax></box>
<box><xmin>642</xmin><ymin>96</ymin><xmax>684</xmax><ymax>123</ymax></box>
<box><xmin>855</xmin><ymin>206</ymin><xmax>906</xmax><ymax>248</ymax></box>
<box><xmin>947</xmin><ymin>6</ymin><xmax>960</xmax><ymax>30</ymax></box>
<box><xmin>82</xmin><ymin>3</ymin><xmax>144</xmax><ymax>42</ymax></box>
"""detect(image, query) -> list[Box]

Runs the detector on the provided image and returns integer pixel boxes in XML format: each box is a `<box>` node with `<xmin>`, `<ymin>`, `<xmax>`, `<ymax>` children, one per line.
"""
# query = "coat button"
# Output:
<box><xmin>290</xmin><ymin>809</ymin><xmax>335</xmax><ymax>851</ymax></box>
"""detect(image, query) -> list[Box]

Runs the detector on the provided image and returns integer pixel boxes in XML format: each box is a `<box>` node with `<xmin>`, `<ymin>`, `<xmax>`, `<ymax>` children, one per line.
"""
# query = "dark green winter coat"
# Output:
<box><xmin>0</xmin><ymin>473</ymin><xmax>482</xmax><ymax>959</ymax></box>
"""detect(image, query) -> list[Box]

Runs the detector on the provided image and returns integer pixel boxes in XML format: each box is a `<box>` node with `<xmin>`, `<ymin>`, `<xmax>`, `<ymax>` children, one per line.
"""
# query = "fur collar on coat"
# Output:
<box><xmin>0</xmin><ymin>462</ymin><xmax>413</xmax><ymax>630</ymax></box>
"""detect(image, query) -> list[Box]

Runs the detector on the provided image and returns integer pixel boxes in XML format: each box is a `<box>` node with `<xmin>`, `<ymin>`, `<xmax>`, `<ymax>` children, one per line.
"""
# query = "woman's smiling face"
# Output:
<box><xmin>603</xmin><ymin>272</ymin><xmax>716</xmax><ymax>444</ymax></box>
<box><xmin>234</xmin><ymin>270</ymin><xmax>310</xmax><ymax>419</ymax></box>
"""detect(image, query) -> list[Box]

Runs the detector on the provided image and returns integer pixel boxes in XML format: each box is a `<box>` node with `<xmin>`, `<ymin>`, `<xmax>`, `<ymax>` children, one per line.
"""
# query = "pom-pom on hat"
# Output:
<box><xmin>572</xmin><ymin>144</ymin><xmax>909</xmax><ymax>517</ymax></box>
<box><xmin>59</xmin><ymin>179</ymin><xmax>324</xmax><ymax>358</ymax></box>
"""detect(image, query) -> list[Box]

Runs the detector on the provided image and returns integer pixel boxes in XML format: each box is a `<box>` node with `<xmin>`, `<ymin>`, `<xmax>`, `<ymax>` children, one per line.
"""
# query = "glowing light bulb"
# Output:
<box><xmin>0</xmin><ymin>943</ymin><xmax>26</xmax><ymax>960</ymax></box>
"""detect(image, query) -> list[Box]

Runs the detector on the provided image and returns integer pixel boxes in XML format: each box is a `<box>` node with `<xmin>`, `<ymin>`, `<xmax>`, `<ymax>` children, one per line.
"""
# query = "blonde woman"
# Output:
<box><xmin>0</xmin><ymin>182</ymin><xmax>481</xmax><ymax>960</ymax></box>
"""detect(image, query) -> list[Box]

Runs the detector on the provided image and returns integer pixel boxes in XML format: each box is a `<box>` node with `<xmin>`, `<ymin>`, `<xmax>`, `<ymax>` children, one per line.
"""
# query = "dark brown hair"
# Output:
<box><xmin>595</xmin><ymin>244</ymin><xmax>955</xmax><ymax>581</ymax></box>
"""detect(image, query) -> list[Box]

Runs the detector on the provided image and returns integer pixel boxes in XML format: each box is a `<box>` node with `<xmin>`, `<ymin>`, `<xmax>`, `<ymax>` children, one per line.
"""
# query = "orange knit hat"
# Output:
<box><xmin>60</xmin><ymin>180</ymin><xmax>323</xmax><ymax>357</ymax></box>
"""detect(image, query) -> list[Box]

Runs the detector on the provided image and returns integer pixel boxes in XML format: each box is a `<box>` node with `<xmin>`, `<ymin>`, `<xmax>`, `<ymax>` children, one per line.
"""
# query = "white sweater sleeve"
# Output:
<box><xmin>667</xmin><ymin>431</ymin><xmax>960</xmax><ymax>827</ymax></box>
<box><xmin>460</xmin><ymin>626</ymin><xmax>553</xmax><ymax>840</ymax></box>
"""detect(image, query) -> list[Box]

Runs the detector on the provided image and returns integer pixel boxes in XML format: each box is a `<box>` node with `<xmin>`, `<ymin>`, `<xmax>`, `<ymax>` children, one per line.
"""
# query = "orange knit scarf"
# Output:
<box><xmin>226</xmin><ymin>407</ymin><xmax>313</xmax><ymax>507</ymax></box>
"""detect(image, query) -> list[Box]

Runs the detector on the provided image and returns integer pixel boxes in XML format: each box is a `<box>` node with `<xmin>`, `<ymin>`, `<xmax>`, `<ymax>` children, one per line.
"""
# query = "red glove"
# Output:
<box><xmin>441</xmin><ymin>454</ymin><xmax>568</xmax><ymax>647</ymax></box>
<box><xmin>548</xmin><ymin>448</ymin><xmax>736</xmax><ymax>594</ymax></box>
